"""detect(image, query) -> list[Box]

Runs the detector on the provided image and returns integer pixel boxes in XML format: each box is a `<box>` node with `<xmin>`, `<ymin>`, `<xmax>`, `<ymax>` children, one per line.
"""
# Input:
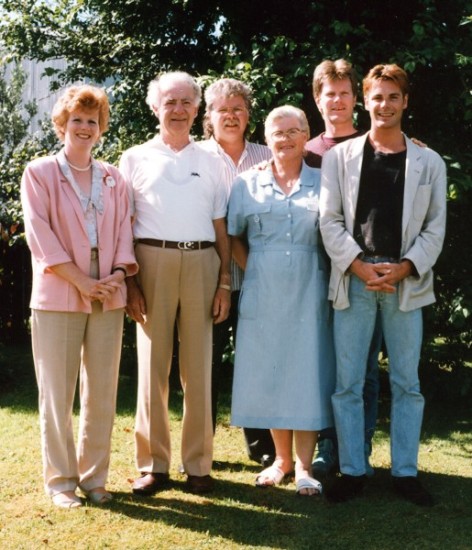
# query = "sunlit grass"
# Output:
<box><xmin>0</xmin><ymin>345</ymin><xmax>471</xmax><ymax>549</ymax></box>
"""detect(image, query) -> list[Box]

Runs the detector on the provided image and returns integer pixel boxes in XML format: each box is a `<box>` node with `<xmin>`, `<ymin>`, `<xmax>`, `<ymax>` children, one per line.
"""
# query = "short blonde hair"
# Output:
<box><xmin>52</xmin><ymin>85</ymin><xmax>109</xmax><ymax>141</ymax></box>
<box><xmin>264</xmin><ymin>105</ymin><xmax>310</xmax><ymax>142</ymax></box>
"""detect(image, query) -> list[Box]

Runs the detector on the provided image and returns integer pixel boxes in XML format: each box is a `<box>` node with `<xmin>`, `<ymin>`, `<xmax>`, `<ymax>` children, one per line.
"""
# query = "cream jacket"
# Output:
<box><xmin>320</xmin><ymin>133</ymin><xmax>447</xmax><ymax>312</ymax></box>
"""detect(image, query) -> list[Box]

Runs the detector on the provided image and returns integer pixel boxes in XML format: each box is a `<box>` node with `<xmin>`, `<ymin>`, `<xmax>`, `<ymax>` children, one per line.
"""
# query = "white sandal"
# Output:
<box><xmin>296</xmin><ymin>476</ymin><xmax>323</xmax><ymax>496</ymax></box>
<box><xmin>52</xmin><ymin>491</ymin><xmax>82</xmax><ymax>509</ymax></box>
<box><xmin>82</xmin><ymin>487</ymin><xmax>113</xmax><ymax>505</ymax></box>
<box><xmin>255</xmin><ymin>465</ymin><xmax>289</xmax><ymax>487</ymax></box>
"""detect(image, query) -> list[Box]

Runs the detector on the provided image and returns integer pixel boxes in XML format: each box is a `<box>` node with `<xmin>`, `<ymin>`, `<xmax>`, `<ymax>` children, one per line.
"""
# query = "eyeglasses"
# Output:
<box><xmin>270</xmin><ymin>128</ymin><xmax>304</xmax><ymax>141</ymax></box>
<box><xmin>215</xmin><ymin>107</ymin><xmax>247</xmax><ymax>116</ymax></box>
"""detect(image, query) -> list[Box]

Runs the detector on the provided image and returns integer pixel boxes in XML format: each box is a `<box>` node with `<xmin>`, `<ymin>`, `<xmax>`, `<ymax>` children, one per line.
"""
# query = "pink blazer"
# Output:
<box><xmin>21</xmin><ymin>155</ymin><xmax>138</xmax><ymax>313</ymax></box>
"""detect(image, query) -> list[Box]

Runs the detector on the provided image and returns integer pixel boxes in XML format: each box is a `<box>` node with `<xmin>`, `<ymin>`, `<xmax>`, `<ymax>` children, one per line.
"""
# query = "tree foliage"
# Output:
<box><xmin>1</xmin><ymin>1</ymin><xmax>470</xmax><ymax>149</ymax></box>
<box><xmin>0</xmin><ymin>61</ymin><xmax>56</xmax><ymax>342</ymax></box>
<box><xmin>0</xmin><ymin>0</ymin><xmax>471</xmax><ymax>395</ymax></box>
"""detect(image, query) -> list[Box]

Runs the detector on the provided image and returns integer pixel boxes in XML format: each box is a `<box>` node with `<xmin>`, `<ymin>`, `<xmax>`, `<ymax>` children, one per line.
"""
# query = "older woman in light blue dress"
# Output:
<box><xmin>228</xmin><ymin>106</ymin><xmax>335</xmax><ymax>495</ymax></box>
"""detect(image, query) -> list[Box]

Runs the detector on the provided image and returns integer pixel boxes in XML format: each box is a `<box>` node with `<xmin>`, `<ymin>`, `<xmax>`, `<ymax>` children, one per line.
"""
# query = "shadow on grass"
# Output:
<box><xmin>2</xmin><ymin>343</ymin><xmax>472</xmax><ymax>548</ymax></box>
<box><xmin>99</xmin><ymin>467</ymin><xmax>472</xmax><ymax>549</ymax></box>
<box><xmin>0</xmin><ymin>341</ymin><xmax>185</xmax><ymax>417</ymax></box>
<box><xmin>212</xmin><ymin>460</ymin><xmax>261</xmax><ymax>473</ymax></box>
<box><xmin>1</xmin><ymin>343</ymin><xmax>471</xmax><ymax>446</ymax></box>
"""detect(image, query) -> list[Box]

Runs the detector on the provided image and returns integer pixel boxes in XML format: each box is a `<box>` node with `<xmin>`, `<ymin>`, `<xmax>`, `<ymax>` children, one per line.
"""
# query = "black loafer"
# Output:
<box><xmin>186</xmin><ymin>474</ymin><xmax>214</xmax><ymax>494</ymax></box>
<box><xmin>393</xmin><ymin>476</ymin><xmax>434</xmax><ymax>507</ymax></box>
<box><xmin>325</xmin><ymin>474</ymin><xmax>366</xmax><ymax>503</ymax></box>
<box><xmin>132</xmin><ymin>472</ymin><xmax>170</xmax><ymax>496</ymax></box>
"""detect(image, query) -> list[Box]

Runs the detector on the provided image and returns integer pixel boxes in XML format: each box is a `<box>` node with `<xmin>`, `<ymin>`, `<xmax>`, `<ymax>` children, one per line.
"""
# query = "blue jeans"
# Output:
<box><xmin>319</xmin><ymin>312</ymin><xmax>381</xmax><ymax>448</ymax></box>
<box><xmin>332</xmin><ymin>274</ymin><xmax>424</xmax><ymax>477</ymax></box>
<box><xmin>364</xmin><ymin>314</ymin><xmax>382</xmax><ymax>446</ymax></box>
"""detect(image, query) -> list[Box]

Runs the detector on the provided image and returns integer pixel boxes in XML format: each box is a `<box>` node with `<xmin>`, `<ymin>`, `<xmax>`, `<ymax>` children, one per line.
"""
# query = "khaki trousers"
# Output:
<box><xmin>134</xmin><ymin>243</ymin><xmax>219</xmax><ymax>476</ymax></box>
<box><xmin>31</xmin><ymin>260</ymin><xmax>124</xmax><ymax>496</ymax></box>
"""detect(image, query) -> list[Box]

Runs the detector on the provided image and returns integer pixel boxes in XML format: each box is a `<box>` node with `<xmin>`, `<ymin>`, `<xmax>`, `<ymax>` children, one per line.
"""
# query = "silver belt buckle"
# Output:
<box><xmin>178</xmin><ymin>241</ymin><xmax>195</xmax><ymax>250</ymax></box>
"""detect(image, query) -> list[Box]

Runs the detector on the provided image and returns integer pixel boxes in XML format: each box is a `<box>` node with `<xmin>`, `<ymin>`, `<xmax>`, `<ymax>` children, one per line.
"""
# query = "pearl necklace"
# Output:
<box><xmin>67</xmin><ymin>160</ymin><xmax>92</xmax><ymax>172</ymax></box>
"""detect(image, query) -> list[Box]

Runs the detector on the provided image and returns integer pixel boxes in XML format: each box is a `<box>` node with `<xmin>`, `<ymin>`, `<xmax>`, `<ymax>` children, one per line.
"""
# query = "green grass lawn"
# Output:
<box><xmin>0</xmin><ymin>343</ymin><xmax>471</xmax><ymax>550</ymax></box>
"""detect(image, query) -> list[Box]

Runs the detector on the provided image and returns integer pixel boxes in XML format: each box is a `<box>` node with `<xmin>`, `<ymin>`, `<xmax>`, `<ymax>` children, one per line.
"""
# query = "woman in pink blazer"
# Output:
<box><xmin>21</xmin><ymin>85</ymin><xmax>138</xmax><ymax>508</ymax></box>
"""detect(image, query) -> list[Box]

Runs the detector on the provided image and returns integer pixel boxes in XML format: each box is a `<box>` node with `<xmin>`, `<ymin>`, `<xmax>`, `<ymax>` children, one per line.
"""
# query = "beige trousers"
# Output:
<box><xmin>134</xmin><ymin>243</ymin><xmax>219</xmax><ymax>476</ymax></box>
<box><xmin>31</xmin><ymin>260</ymin><xmax>124</xmax><ymax>496</ymax></box>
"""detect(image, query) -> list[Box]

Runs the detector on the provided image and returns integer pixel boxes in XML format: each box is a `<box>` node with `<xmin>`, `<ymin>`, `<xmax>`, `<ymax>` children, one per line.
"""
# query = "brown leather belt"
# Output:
<box><xmin>91</xmin><ymin>248</ymin><xmax>99</xmax><ymax>260</ymax></box>
<box><xmin>136</xmin><ymin>238</ymin><xmax>214</xmax><ymax>251</ymax></box>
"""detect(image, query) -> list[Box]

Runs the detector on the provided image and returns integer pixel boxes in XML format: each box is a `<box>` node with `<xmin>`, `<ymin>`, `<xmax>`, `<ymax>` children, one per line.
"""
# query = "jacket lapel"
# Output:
<box><xmin>344</xmin><ymin>134</ymin><xmax>367</xmax><ymax>233</ymax></box>
<box><xmin>402</xmin><ymin>137</ymin><xmax>423</xmax><ymax>236</ymax></box>
<box><xmin>93</xmin><ymin>161</ymin><xmax>109</xmax><ymax>237</ymax></box>
<box><xmin>59</xmin><ymin>170</ymin><xmax>90</xmax><ymax>238</ymax></box>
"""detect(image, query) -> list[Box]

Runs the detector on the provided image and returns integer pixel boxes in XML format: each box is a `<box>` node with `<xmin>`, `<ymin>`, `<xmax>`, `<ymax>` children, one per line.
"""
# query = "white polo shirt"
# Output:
<box><xmin>120</xmin><ymin>136</ymin><xmax>227</xmax><ymax>242</ymax></box>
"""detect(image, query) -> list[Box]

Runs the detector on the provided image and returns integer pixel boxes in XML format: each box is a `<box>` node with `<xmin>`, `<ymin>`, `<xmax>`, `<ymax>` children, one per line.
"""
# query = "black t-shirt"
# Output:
<box><xmin>354</xmin><ymin>140</ymin><xmax>406</xmax><ymax>259</ymax></box>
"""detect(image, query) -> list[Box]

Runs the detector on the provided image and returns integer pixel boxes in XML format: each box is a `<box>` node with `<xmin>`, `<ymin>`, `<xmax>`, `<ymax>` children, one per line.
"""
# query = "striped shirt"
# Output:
<box><xmin>198</xmin><ymin>138</ymin><xmax>272</xmax><ymax>290</ymax></box>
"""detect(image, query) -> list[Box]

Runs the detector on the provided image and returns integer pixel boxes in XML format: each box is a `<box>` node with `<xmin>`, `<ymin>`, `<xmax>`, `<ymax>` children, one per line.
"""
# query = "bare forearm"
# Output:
<box><xmin>125</xmin><ymin>276</ymin><xmax>147</xmax><ymax>323</ymax></box>
<box><xmin>50</xmin><ymin>261</ymin><xmax>121</xmax><ymax>301</ymax></box>
<box><xmin>232</xmin><ymin>235</ymin><xmax>249</xmax><ymax>271</ymax></box>
<box><xmin>50</xmin><ymin>262</ymin><xmax>95</xmax><ymax>291</ymax></box>
<box><xmin>213</xmin><ymin>218</ymin><xmax>231</xmax><ymax>285</ymax></box>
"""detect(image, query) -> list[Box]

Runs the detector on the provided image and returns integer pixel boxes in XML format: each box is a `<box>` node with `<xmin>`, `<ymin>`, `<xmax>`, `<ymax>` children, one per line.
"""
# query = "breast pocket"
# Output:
<box><xmin>305</xmin><ymin>198</ymin><xmax>320</xmax><ymax>229</ymax></box>
<box><xmin>291</xmin><ymin>196</ymin><xmax>320</xmax><ymax>244</ymax></box>
<box><xmin>246</xmin><ymin>203</ymin><xmax>273</xmax><ymax>237</ymax></box>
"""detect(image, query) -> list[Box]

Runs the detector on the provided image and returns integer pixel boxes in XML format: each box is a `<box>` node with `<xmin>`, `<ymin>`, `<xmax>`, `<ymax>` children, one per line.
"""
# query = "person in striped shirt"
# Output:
<box><xmin>199</xmin><ymin>78</ymin><xmax>275</xmax><ymax>466</ymax></box>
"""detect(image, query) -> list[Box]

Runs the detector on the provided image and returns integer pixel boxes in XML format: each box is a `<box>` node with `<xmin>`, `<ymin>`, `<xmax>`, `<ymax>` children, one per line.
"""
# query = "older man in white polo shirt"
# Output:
<box><xmin>120</xmin><ymin>71</ymin><xmax>231</xmax><ymax>495</ymax></box>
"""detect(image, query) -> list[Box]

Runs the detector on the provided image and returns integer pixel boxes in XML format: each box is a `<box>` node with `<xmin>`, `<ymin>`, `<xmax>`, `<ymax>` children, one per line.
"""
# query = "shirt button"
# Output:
<box><xmin>286</xmin><ymin>232</ymin><xmax>291</xmax><ymax>237</ymax></box>
<box><xmin>286</xmin><ymin>251</ymin><xmax>290</xmax><ymax>256</ymax></box>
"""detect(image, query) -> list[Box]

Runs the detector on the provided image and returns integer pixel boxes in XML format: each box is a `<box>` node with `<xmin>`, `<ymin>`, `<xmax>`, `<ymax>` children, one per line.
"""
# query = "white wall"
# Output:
<box><xmin>7</xmin><ymin>59</ymin><xmax>111</xmax><ymax>134</ymax></box>
<box><xmin>19</xmin><ymin>58</ymin><xmax>69</xmax><ymax>133</ymax></box>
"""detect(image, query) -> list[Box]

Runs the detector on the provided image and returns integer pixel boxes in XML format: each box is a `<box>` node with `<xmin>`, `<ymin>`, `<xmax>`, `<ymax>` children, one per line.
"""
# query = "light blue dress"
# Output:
<box><xmin>228</xmin><ymin>162</ymin><xmax>335</xmax><ymax>431</ymax></box>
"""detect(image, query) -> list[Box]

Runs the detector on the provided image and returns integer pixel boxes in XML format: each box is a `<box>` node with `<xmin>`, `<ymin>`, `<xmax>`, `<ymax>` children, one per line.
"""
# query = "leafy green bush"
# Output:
<box><xmin>0</xmin><ymin>0</ymin><xmax>470</xmax><ymax>399</ymax></box>
<box><xmin>0</xmin><ymin>61</ymin><xmax>56</xmax><ymax>343</ymax></box>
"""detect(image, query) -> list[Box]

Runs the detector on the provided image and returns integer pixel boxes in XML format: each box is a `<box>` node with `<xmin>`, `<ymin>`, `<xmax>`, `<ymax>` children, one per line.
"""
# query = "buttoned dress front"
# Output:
<box><xmin>228</xmin><ymin>162</ymin><xmax>335</xmax><ymax>431</ymax></box>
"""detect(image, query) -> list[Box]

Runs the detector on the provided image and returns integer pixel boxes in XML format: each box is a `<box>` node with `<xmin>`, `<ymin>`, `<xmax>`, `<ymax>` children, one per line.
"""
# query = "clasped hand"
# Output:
<box><xmin>350</xmin><ymin>259</ymin><xmax>412</xmax><ymax>293</ymax></box>
<box><xmin>84</xmin><ymin>273</ymin><xmax>123</xmax><ymax>302</ymax></box>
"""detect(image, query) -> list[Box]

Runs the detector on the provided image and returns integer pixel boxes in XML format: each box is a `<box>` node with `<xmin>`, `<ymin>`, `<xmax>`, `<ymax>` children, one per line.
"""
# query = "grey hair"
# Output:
<box><xmin>264</xmin><ymin>105</ymin><xmax>310</xmax><ymax>141</ymax></box>
<box><xmin>203</xmin><ymin>78</ymin><xmax>252</xmax><ymax>139</ymax></box>
<box><xmin>146</xmin><ymin>71</ymin><xmax>202</xmax><ymax>110</ymax></box>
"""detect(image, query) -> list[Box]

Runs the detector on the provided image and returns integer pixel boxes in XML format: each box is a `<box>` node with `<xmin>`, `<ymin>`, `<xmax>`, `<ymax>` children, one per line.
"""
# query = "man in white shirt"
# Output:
<box><xmin>121</xmin><ymin>71</ymin><xmax>231</xmax><ymax>495</ymax></box>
